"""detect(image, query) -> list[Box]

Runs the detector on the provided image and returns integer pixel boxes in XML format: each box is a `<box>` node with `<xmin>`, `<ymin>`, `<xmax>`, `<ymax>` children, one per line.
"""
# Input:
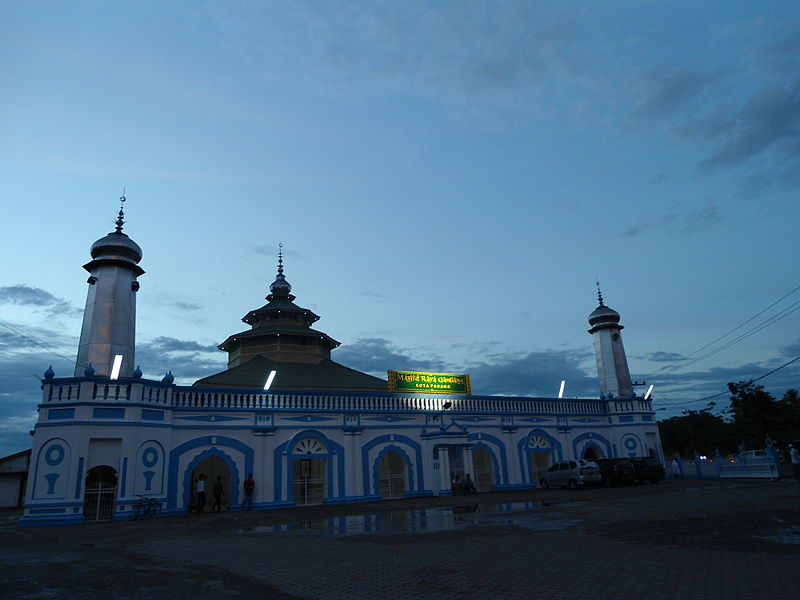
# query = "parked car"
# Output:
<box><xmin>595</xmin><ymin>458</ymin><xmax>636</xmax><ymax>486</ymax></box>
<box><xmin>631</xmin><ymin>457</ymin><xmax>665</xmax><ymax>484</ymax></box>
<box><xmin>539</xmin><ymin>460</ymin><xmax>602</xmax><ymax>490</ymax></box>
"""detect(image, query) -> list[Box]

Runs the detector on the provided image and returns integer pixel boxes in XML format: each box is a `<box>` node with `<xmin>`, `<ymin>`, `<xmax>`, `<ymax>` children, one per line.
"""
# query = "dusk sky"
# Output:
<box><xmin>1</xmin><ymin>1</ymin><xmax>799</xmax><ymax>456</ymax></box>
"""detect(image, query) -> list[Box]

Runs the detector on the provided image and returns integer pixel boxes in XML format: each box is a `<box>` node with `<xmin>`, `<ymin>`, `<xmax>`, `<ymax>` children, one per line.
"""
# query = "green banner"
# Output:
<box><xmin>387</xmin><ymin>370</ymin><xmax>471</xmax><ymax>395</ymax></box>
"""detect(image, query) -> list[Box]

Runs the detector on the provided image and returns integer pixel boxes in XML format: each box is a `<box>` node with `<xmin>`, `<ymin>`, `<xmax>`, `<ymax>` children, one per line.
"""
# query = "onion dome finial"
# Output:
<box><xmin>268</xmin><ymin>242</ymin><xmax>294</xmax><ymax>300</ymax></box>
<box><xmin>44</xmin><ymin>365</ymin><xmax>55</xmax><ymax>380</ymax></box>
<box><xmin>596</xmin><ymin>278</ymin><xmax>605</xmax><ymax>306</ymax></box>
<box><xmin>115</xmin><ymin>190</ymin><xmax>126</xmax><ymax>233</ymax></box>
<box><xmin>133</xmin><ymin>365</ymin><xmax>143</xmax><ymax>379</ymax></box>
<box><xmin>84</xmin><ymin>363</ymin><xmax>96</xmax><ymax>377</ymax></box>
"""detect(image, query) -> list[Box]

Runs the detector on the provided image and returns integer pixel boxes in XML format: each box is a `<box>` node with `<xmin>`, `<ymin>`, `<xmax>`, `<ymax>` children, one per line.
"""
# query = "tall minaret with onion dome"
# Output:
<box><xmin>588</xmin><ymin>284</ymin><xmax>634</xmax><ymax>399</ymax></box>
<box><xmin>74</xmin><ymin>194</ymin><xmax>144</xmax><ymax>378</ymax></box>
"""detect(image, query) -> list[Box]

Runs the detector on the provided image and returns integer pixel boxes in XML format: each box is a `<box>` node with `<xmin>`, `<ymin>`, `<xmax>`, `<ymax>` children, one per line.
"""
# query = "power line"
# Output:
<box><xmin>0</xmin><ymin>318</ymin><xmax>74</xmax><ymax>365</ymax></box>
<box><xmin>648</xmin><ymin>282</ymin><xmax>800</xmax><ymax>376</ymax></box>
<box><xmin>654</xmin><ymin>354</ymin><xmax>800</xmax><ymax>408</ymax></box>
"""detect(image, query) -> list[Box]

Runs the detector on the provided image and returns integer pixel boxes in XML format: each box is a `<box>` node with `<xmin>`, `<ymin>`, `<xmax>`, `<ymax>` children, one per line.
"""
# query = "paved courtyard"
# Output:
<box><xmin>2</xmin><ymin>479</ymin><xmax>799</xmax><ymax>599</ymax></box>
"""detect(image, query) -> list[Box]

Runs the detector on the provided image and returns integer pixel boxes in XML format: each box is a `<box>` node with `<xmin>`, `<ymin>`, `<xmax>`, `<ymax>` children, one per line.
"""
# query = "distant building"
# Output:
<box><xmin>21</xmin><ymin>203</ymin><xmax>662</xmax><ymax>525</ymax></box>
<box><xmin>0</xmin><ymin>449</ymin><xmax>30</xmax><ymax>508</ymax></box>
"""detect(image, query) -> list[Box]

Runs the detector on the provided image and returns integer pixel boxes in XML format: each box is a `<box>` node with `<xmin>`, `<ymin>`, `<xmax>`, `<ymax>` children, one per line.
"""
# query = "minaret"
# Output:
<box><xmin>74</xmin><ymin>195</ymin><xmax>144</xmax><ymax>378</ymax></box>
<box><xmin>588</xmin><ymin>285</ymin><xmax>634</xmax><ymax>399</ymax></box>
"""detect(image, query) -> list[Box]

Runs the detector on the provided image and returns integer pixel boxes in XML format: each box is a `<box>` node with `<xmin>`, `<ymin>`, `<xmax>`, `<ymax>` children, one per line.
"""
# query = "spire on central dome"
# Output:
<box><xmin>267</xmin><ymin>243</ymin><xmax>294</xmax><ymax>301</ymax></box>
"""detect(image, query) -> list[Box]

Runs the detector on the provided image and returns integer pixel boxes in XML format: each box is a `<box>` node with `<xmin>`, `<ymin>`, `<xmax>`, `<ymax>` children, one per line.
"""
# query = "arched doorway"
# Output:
<box><xmin>527</xmin><ymin>434</ymin><xmax>554</xmax><ymax>486</ymax></box>
<box><xmin>192</xmin><ymin>455</ymin><xmax>231</xmax><ymax>513</ymax></box>
<box><xmin>291</xmin><ymin>437</ymin><xmax>326</xmax><ymax>505</ymax></box>
<box><xmin>378</xmin><ymin>451</ymin><xmax>407</xmax><ymax>499</ymax></box>
<box><xmin>473</xmin><ymin>448</ymin><xmax>495</xmax><ymax>491</ymax></box>
<box><xmin>84</xmin><ymin>465</ymin><xmax>117</xmax><ymax>522</ymax></box>
<box><xmin>583</xmin><ymin>446</ymin><xmax>600</xmax><ymax>461</ymax></box>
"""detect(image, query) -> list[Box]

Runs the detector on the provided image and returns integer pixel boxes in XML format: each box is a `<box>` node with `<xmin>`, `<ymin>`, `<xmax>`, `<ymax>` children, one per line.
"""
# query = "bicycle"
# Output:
<box><xmin>130</xmin><ymin>495</ymin><xmax>161</xmax><ymax>520</ymax></box>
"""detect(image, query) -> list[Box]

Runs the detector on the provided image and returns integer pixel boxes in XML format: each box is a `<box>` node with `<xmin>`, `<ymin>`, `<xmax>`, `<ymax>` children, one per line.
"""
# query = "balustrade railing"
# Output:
<box><xmin>41</xmin><ymin>379</ymin><xmax>631</xmax><ymax>416</ymax></box>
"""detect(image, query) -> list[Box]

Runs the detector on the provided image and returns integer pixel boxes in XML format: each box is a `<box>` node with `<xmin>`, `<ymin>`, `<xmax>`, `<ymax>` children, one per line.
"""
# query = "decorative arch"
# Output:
<box><xmin>517</xmin><ymin>429</ymin><xmax>562</xmax><ymax>486</ymax></box>
<box><xmin>167</xmin><ymin>436</ymin><xmax>253</xmax><ymax>510</ymax></box>
<box><xmin>572</xmin><ymin>432</ymin><xmax>612</xmax><ymax>460</ymax></box>
<box><xmin>372</xmin><ymin>444</ymin><xmax>413</xmax><ymax>498</ymax></box>
<box><xmin>182</xmin><ymin>447</ymin><xmax>239</xmax><ymax>509</ymax></box>
<box><xmin>273</xmin><ymin>430</ymin><xmax>345</xmax><ymax>502</ymax></box>
<box><xmin>361</xmin><ymin>434</ymin><xmax>424</xmax><ymax>496</ymax></box>
<box><xmin>467</xmin><ymin>432</ymin><xmax>507</xmax><ymax>486</ymax></box>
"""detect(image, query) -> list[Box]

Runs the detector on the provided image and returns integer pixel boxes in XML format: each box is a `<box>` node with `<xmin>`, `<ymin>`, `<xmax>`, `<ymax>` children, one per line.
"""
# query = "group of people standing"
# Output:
<box><xmin>192</xmin><ymin>473</ymin><xmax>256</xmax><ymax>513</ymax></box>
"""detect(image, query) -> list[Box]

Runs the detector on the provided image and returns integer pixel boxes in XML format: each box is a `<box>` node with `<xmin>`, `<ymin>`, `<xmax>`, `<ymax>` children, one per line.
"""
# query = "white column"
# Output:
<box><xmin>437</xmin><ymin>446</ymin><xmax>452</xmax><ymax>493</ymax></box>
<box><xmin>345</xmin><ymin>433</ymin><xmax>361</xmax><ymax>497</ymax></box>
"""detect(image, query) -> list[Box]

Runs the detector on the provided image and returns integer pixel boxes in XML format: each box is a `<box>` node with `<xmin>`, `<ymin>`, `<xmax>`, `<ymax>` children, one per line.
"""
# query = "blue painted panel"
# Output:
<box><xmin>173</xmin><ymin>415</ymin><xmax>249</xmax><ymax>422</ymax></box>
<box><xmin>48</xmin><ymin>408</ymin><xmax>75</xmax><ymax>420</ymax></box>
<box><xmin>642</xmin><ymin>415</ymin><xmax>653</xmax><ymax>422</ymax></box>
<box><xmin>280</xmin><ymin>415</ymin><xmax>337</xmax><ymax>423</ymax></box>
<box><xmin>93</xmin><ymin>407</ymin><xmax>125</xmax><ymax>419</ymax></box>
<box><xmin>618</xmin><ymin>416</ymin><xmax>635</xmax><ymax>423</ymax></box>
<box><xmin>142</xmin><ymin>409</ymin><xmax>165</xmax><ymax>421</ymax></box>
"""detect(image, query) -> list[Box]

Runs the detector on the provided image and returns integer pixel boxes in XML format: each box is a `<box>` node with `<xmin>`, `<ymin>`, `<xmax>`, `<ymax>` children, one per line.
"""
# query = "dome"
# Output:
<box><xmin>588</xmin><ymin>304</ymin><xmax>621</xmax><ymax>326</ymax></box>
<box><xmin>269</xmin><ymin>273</ymin><xmax>292</xmax><ymax>297</ymax></box>
<box><xmin>90</xmin><ymin>231</ymin><xmax>143</xmax><ymax>264</ymax></box>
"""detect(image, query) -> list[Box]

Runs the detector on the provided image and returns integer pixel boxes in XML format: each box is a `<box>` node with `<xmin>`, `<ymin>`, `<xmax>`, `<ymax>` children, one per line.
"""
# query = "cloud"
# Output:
<box><xmin>335</xmin><ymin>337</ymin><xmax>447</xmax><ymax>376</ymax></box>
<box><xmin>0</xmin><ymin>284</ymin><xmax>81</xmax><ymax>317</ymax></box>
<box><xmin>172</xmin><ymin>301</ymin><xmax>203</xmax><ymax>311</ymax></box>
<box><xmin>694</xmin><ymin>78</ymin><xmax>800</xmax><ymax>175</ymax></box>
<box><xmin>206</xmin><ymin>2</ymin><xmax>589</xmax><ymax>123</ymax></box>
<box><xmin>0</xmin><ymin>347</ymin><xmax>69</xmax><ymax>457</ymax></box>
<box><xmin>135</xmin><ymin>336</ymin><xmax>227</xmax><ymax>382</ymax></box>
<box><xmin>620</xmin><ymin>202</ymin><xmax>718</xmax><ymax>238</ymax></box>
<box><xmin>464</xmin><ymin>349</ymin><xmax>596</xmax><ymax>398</ymax></box>
<box><xmin>646</xmin><ymin>173</ymin><xmax>670</xmax><ymax>185</ymax></box>
<box><xmin>641</xmin><ymin>351</ymin><xmax>685</xmax><ymax>363</ymax></box>
<box><xmin>751</xmin><ymin>29</ymin><xmax>800</xmax><ymax>78</ymax></box>
<box><xmin>628</xmin><ymin>65</ymin><xmax>723</xmax><ymax>120</ymax></box>
<box><xmin>679</xmin><ymin>202</ymin><xmax>720</xmax><ymax>233</ymax></box>
<box><xmin>336</xmin><ymin>337</ymin><xmax>597</xmax><ymax>398</ymax></box>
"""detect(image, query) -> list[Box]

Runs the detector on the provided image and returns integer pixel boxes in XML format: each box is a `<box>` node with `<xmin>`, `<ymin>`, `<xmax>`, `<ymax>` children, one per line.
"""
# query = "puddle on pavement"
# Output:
<box><xmin>754</xmin><ymin>526</ymin><xmax>800</xmax><ymax>545</ymax></box>
<box><xmin>235</xmin><ymin>501</ymin><xmax>586</xmax><ymax>537</ymax></box>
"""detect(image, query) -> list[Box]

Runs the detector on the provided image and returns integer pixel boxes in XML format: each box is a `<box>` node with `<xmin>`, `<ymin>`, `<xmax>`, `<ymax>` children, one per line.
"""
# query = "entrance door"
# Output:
<box><xmin>473</xmin><ymin>448</ymin><xmax>495</xmax><ymax>491</ymax></box>
<box><xmin>530</xmin><ymin>451</ymin><xmax>553</xmax><ymax>486</ymax></box>
<box><xmin>378</xmin><ymin>451</ymin><xmax>407</xmax><ymax>499</ymax></box>
<box><xmin>84</xmin><ymin>466</ymin><xmax>117</xmax><ymax>521</ymax></box>
<box><xmin>583</xmin><ymin>446</ymin><xmax>600</xmax><ymax>461</ymax></box>
<box><xmin>293</xmin><ymin>458</ymin><xmax>325</xmax><ymax>505</ymax></box>
<box><xmin>193</xmin><ymin>456</ymin><xmax>231</xmax><ymax>512</ymax></box>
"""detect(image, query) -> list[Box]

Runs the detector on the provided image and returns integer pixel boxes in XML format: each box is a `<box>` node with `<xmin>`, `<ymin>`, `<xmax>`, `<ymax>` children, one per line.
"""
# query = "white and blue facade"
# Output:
<box><xmin>21</xmin><ymin>210</ymin><xmax>663</xmax><ymax>526</ymax></box>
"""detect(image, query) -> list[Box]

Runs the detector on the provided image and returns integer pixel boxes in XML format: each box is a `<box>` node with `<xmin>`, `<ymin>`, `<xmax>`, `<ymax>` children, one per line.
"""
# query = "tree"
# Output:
<box><xmin>658</xmin><ymin>404</ymin><xmax>734</xmax><ymax>457</ymax></box>
<box><xmin>726</xmin><ymin>381</ymin><xmax>796</xmax><ymax>447</ymax></box>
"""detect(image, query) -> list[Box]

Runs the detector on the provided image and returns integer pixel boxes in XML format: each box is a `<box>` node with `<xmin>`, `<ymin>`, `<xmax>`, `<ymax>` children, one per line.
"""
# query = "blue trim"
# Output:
<box><xmin>142</xmin><ymin>409</ymin><xmax>165</xmax><ymax>421</ymax></box>
<box><xmin>572</xmin><ymin>432</ymin><xmax>612</xmax><ymax>459</ymax></box>
<box><xmin>361</xmin><ymin>435</ymin><xmax>424</xmax><ymax>497</ymax></box>
<box><xmin>275</xmin><ymin>430</ymin><xmax>346</xmax><ymax>502</ymax></box>
<box><xmin>93</xmin><ymin>407</ymin><xmax>125</xmax><ymax>419</ymax></box>
<box><xmin>48</xmin><ymin>408</ymin><xmax>75</xmax><ymax>420</ymax></box>
<box><xmin>167</xmin><ymin>436</ymin><xmax>254</xmax><ymax>510</ymax></box>
<box><xmin>517</xmin><ymin>429</ymin><xmax>562</xmax><ymax>485</ymax></box>
<box><xmin>468</xmin><ymin>432</ymin><xmax>508</xmax><ymax>484</ymax></box>
<box><xmin>19</xmin><ymin>513</ymin><xmax>85</xmax><ymax>527</ymax></box>
<box><xmin>120</xmin><ymin>457</ymin><xmax>128</xmax><ymax>497</ymax></box>
<box><xmin>74</xmin><ymin>457</ymin><xmax>84</xmax><ymax>499</ymax></box>
<box><xmin>371</xmin><ymin>444</ymin><xmax>414</xmax><ymax>498</ymax></box>
<box><xmin>325</xmin><ymin>494</ymin><xmax>382</xmax><ymax>505</ymax></box>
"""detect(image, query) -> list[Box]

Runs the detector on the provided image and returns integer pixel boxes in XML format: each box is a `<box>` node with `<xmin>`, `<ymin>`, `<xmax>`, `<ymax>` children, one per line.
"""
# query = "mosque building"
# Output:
<box><xmin>21</xmin><ymin>203</ymin><xmax>663</xmax><ymax>525</ymax></box>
